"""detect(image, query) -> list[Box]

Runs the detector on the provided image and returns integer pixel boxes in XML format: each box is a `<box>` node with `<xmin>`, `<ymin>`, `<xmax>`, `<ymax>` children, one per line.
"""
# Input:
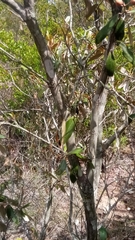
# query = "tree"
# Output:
<box><xmin>0</xmin><ymin>0</ymin><xmax>135</xmax><ymax>239</ymax></box>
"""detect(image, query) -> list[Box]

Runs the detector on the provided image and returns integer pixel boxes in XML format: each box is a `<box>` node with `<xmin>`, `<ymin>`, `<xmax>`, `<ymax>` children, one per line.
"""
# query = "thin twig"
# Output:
<box><xmin>102</xmin><ymin>166</ymin><xmax>135</xmax><ymax>223</ymax></box>
<box><xmin>0</xmin><ymin>121</ymin><xmax>64</xmax><ymax>153</ymax></box>
<box><xmin>0</xmin><ymin>46</ymin><xmax>46</xmax><ymax>82</ymax></box>
<box><xmin>9</xmin><ymin>71</ymin><xmax>31</xmax><ymax>97</ymax></box>
<box><xmin>96</xmin><ymin>180</ymin><xmax>116</xmax><ymax>209</ymax></box>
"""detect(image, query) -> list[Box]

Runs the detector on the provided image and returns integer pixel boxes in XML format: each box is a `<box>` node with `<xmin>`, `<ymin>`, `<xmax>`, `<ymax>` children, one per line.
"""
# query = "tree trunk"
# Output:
<box><xmin>77</xmin><ymin>175</ymin><xmax>97</xmax><ymax>240</ymax></box>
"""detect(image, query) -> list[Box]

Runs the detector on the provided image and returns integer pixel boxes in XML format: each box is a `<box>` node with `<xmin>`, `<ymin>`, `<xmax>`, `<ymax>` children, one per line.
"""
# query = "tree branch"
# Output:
<box><xmin>103</xmin><ymin>122</ymin><xmax>128</xmax><ymax>151</ymax></box>
<box><xmin>24</xmin><ymin>0</ymin><xmax>35</xmax><ymax>18</ymax></box>
<box><xmin>0</xmin><ymin>46</ymin><xmax>46</xmax><ymax>81</ymax></box>
<box><xmin>1</xmin><ymin>0</ymin><xmax>26</xmax><ymax>20</ymax></box>
<box><xmin>24</xmin><ymin>0</ymin><xmax>34</xmax><ymax>8</ymax></box>
<box><xmin>0</xmin><ymin>121</ymin><xmax>64</xmax><ymax>153</ymax></box>
<box><xmin>88</xmin><ymin>26</ymin><xmax>117</xmax><ymax>198</ymax></box>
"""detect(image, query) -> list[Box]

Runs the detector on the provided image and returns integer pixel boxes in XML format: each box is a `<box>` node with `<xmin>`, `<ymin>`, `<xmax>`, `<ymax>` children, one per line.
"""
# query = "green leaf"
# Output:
<box><xmin>95</xmin><ymin>14</ymin><xmax>118</xmax><ymax>44</ymax></box>
<box><xmin>0</xmin><ymin>196</ymin><xmax>6</xmax><ymax>202</ymax></box>
<box><xmin>115</xmin><ymin>19</ymin><xmax>125</xmax><ymax>40</ymax></box>
<box><xmin>105</xmin><ymin>52</ymin><xmax>116</xmax><ymax>76</ymax></box>
<box><xmin>63</xmin><ymin>117</ymin><xmax>76</xmax><ymax>144</ymax></box>
<box><xmin>129</xmin><ymin>113</ymin><xmax>135</xmax><ymax>119</ymax></box>
<box><xmin>55</xmin><ymin>159</ymin><xmax>67</xmax><ymax>175</ymax></box>
<box><xmin>119</xmin><ymin>42</ymin><xmax>135</xmax><ymax>65</ymax></box>
<box><xmin>0</xmin><ymin>134</ymin><xmax>5</xmax><ymax>139</ymax></box>
<box><xmin>68</xmin><ymin>148</ymin><xmax>84</xmax><ymax>158</ymax></box>
<box><xmin>21</xmin><ymin>203</ymin><xmax>30</xmax><ymax>209</ymax></box>
<box><xmin>128</xmin><ymin>113</ymin><xmax>135</xmax><ymax>124</ymax></box>
<box><xmin>99</xmin><ymin>226</ymin><xmax>108</xmax><ymax>240</ymax></box>
<box><xmin>6</xmin><ymin>205</ymin><xmax>15</xmax><ymax>220</ymax></box>
<box><xmin>123</xmin><ymin>0</ymin><xmax>130</xmax><ymax>4</ymax></box>
<box><xmin>70</xmin><ymin>165</ymin><xmax>79</xmax><ymax>175</ymax></box>
<box><xmin>70</xmin><ymin>173</ymin><xmax>77</xmax><ymax>183</ymax></box>
<box><xmin>6</xmin><ymin>205</ymin><xmax>19</xmax><ymax>224</ymax></box>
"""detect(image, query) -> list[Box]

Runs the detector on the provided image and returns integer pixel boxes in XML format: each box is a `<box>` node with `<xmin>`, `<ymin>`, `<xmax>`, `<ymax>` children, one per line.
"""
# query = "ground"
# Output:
<box><xmin>0</xmin><ymin>140</ymin><xmax>135</xmax><ymax>240</ymax></box>
<box><xmin>97</xmin><ymin>145</ymin><xmax>135</xmax><ymax>240</ymax></box>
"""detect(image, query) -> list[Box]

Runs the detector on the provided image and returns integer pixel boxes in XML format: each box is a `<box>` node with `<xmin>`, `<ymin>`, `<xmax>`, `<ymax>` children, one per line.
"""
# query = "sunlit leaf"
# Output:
<box><xmin>23</xmin><ymin>215</ymin><xmax>29</xmax><ymax>222</ymax></box>
<box><xmin>18</xmin><ymin>208</ymin><xmax>30</xmax><ymax>222</ymax></box>
<box><xmin>63</xmin><ymin>117</ymin><xmax>76</xmax><ymax>144</ymax></box>
<box><xmin>21</xmin><ymin>65</ymin><xmax>28</xmax><ymax>71</ymax></box>
<box><xmin>68</xmin><ymin>148</ymin><xmax>84</xmax><ymax>158</ymax></box>
<box><xmin>119</xmin><ymin>42</ymin><xmax>135</xmax><ymax>65</ymax></box>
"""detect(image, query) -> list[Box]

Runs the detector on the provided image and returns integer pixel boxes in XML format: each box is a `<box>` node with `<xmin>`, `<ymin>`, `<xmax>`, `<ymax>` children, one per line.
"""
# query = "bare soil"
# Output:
<box><xmin>0</xmin><ymin>143</ymin><xmax>135</xmax><ymax>240</ymax></box>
